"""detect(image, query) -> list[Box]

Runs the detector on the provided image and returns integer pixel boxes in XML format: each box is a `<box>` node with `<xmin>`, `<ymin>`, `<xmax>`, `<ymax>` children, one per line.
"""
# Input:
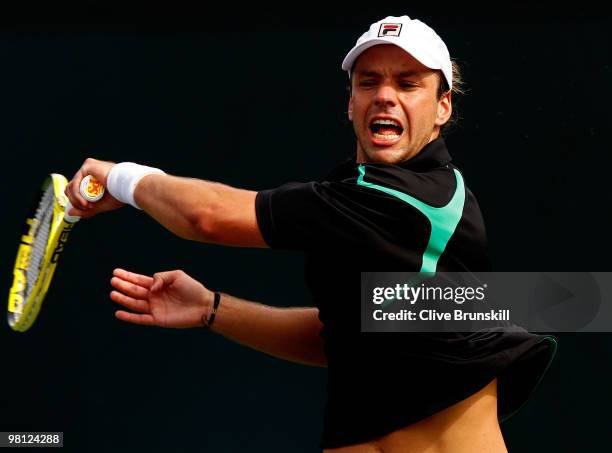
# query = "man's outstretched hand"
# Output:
<box><xmin>110</xmin><ymin>268</ymin><xmax>214</xmax><ymax>328</ymax></box>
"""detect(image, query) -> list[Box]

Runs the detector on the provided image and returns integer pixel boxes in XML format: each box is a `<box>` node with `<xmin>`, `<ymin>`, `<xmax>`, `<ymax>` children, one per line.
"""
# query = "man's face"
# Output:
<box><xmin>348</xmin><ymin>44</ymin><xmax>452</xmax><ymax>164</ymax></box>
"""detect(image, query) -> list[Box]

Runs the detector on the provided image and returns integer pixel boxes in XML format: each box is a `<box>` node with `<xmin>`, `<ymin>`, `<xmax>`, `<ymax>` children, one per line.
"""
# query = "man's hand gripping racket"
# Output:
<box><xmin>7</xmin><ymin>158</ymin><xmax>165</xmax><ymax>331</ymax></box>
<box><xmin>6</xmin><ymin>164</ymin><xmax>114</xmax><ymax>332</ymax></box>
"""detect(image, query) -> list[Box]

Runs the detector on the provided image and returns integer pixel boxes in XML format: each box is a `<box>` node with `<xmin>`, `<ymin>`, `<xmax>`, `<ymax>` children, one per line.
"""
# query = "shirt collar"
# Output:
<box><xmin>325</xmin><ymin>137</ymin><xmax>452</xmax><ymax>181</ymax></box>
<box><xmin>396</xmin><ymin>137</ymin><xmax>452</xmax><ymax>171</ymax></box>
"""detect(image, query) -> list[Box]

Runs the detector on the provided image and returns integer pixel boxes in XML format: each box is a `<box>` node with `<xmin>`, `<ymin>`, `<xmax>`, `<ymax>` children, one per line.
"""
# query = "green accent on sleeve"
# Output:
<box><xmin>357</xmin><ymin>164</ymin><xmax>466</xmax><ymax>275</ymax></box>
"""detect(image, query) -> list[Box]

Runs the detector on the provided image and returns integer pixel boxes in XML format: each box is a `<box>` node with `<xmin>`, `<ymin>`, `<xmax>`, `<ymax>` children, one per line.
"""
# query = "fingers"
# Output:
<box><xmin>66</xmin><ymin>162</ymin><xmax>97</xmax><ymax>210</ymax></box>
<box><xmin>115</xmin><ymin>310</ymin><xmax>155</xmax><ymax>326</ymax></box>
<box><xmin>64</xmin><ymin>157</ymin><xmax>116</xmax><ymax>210</ymax></box>
<box><xmin>65</xmin><ymin>170</ymin><xmax>89</xmax><ymax>210</ymax></box>
<box><xmin>150</xmin><ymin>271</ymin><xmax>182</xmax><ymax>292</ymax></box>
<box><xmin>110</xmin><ymin>268</ymin><xmax>156</xmax><ymax>327</ymax></box>
<box><xmin>113</xmin><ymin>268</ymin><xmax>153</xmax><ymax>289</ymax></box>
<box><xmin>110</xmin><ymin>290</ymin><xmax>150</xmax><ymax>313</ymax></box>
<box><xmin>66</xmin><ymin>206</ymin><xmax>95</xmax><ymax>218</ymax></box>
<box><xmin>111</xmin><ymin>276</ymin><xmax>150</xmax><ymax>299</ymax></box>
<box><xmin>151</xmin><ymin>275</ymin><xmax>164</xmax><ymax>292</ymax></box>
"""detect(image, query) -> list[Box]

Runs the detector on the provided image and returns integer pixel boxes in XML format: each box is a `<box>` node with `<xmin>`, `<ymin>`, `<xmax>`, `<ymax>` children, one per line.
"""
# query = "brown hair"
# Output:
<box><xmin>437</xmin><ymin>60</ymin><xmax>466</xmax><ymax>135</ymax></box>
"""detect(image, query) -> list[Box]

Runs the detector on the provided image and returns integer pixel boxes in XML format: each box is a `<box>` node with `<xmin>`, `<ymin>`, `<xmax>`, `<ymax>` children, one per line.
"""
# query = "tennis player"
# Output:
<box><xmin>65</xmin><ymin>15</ymin><xmax>556</xmax><ymax>453</ymax></box>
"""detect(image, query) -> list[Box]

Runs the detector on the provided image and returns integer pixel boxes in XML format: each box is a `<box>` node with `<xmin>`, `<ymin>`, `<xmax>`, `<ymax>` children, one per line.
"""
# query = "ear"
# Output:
<box><xmin>348</xmin><ymin>91</ymin><xmax>354</xmax><ymax>121</ymax></box>
<box><xmin>434</xmin><ymin>91</ymin><xmax>452</xmax><ymax>127</ymax></box>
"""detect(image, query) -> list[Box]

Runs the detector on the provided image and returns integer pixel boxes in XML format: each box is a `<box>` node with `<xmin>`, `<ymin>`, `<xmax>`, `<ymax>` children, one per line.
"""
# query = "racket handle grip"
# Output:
<box><xmin>64</xmin><ymin>175</ymin><xmax>105</xmax><ymax>223</ymax></box>
<box><xmin>64</xmin><ymin>199</ymin><xmax>81</xmax><ymax>223</ymax></box>
<box><xmin>80</xmin><ymin>175</ymin><xmax>105</xmax><ymax>202</ymax></box>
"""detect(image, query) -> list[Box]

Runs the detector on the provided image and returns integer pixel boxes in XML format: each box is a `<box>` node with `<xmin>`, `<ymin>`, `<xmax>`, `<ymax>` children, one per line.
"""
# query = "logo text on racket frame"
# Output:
<box><xmin>8</xmin><ymin>218</ymin><xmax>38</xmax><ymax>314</ymax></box>
<box><xmin>51</xmin><ymin>222</ymin><xmax>75</xmax><ymax>263</ymax></box>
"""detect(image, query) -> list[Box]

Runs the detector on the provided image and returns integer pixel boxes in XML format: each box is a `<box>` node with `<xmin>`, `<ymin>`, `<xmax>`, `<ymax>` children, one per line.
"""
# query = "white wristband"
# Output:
<box><xmin>106</xmin><ymin>162</ymin><xmax>165</xmax><ymax>209</ymax></box>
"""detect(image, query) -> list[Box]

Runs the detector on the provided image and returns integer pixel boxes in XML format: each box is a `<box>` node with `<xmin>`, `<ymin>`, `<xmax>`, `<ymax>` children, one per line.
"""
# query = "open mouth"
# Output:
<box><xmin>369</xmin><ymin>118</ymin><xmax>404</xmax><ymax>141</ymax></box>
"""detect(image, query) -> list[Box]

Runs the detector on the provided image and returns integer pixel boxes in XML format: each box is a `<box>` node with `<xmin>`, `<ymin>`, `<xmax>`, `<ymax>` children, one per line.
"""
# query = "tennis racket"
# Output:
<box><xmin>7</xmin><ymin>173</ymin><xmax>104</xmax><ymax>332</ymax></box>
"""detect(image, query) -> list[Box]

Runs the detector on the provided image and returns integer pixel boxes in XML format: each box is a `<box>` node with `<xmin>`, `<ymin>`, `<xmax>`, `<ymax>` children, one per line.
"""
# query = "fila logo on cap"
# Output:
<box><xmin>378</xmin><ymin>23</ymin><xmax>402</xmax><ymax>37</ymax></box>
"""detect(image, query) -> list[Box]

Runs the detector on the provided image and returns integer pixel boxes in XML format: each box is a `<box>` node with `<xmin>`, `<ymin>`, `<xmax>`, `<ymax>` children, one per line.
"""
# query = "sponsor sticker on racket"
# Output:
<box><xmin>80</xmin><ymin>175</ymin><xmax>105</xmax><ymax>201</ymax></box>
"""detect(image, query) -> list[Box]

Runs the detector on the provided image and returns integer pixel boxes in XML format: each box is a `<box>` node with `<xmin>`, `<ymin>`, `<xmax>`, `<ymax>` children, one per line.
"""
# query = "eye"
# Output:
<box><xmin>399</xmin><ymin>81</ymin><xmax>417</xmax><ymax>89</ymax></box>
<box><xmin>358</xmin><ymin>79</ymin><xmax>377</xmax><ymax>87</ymax></box>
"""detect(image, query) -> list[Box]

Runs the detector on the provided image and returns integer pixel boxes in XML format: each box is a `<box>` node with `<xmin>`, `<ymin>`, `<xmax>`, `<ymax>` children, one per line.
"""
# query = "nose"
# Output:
<box><xmin>374</xmin><ymin>84</ymin><xmax>398</xmax><ymax>107</ymax></box>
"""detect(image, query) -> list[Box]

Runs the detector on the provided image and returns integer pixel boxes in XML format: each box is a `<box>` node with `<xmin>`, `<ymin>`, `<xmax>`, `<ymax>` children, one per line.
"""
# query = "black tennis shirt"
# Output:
<box><xmin>255</xmin><ymin>137</ymin><xmax>557</xmax><ymax>449</ymax></box>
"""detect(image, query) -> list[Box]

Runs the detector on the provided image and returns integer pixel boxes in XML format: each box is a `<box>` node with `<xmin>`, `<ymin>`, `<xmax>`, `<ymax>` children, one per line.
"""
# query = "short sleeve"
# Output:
<box><xmin>256</xmin><ymin>180</ymin><xmax>388</xmax><ymax>250</ymax></box>
<box><xmin>254</xmin><ymin>163</ymin><xmax>453</xmax><ymax>251</ymax></box>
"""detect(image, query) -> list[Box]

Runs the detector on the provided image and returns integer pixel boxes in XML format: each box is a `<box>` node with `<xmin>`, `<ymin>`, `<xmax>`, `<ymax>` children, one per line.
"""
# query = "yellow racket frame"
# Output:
<box><xmin>8</xmin><ymin>174</ymin><xmax>76</xmax><ymax>332</ymax></box>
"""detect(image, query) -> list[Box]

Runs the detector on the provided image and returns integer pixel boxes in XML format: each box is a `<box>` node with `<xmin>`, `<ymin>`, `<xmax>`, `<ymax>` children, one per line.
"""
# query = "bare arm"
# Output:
<box><xmin>110</xmin><ymin>268</ymin><xmax>327</xmax><ymax>367</ymax></box>
<box><xmin>210</xmin><ymin>293</ymin><xmax>327</xmax><ymax>367</ymax></box>
<box><xmin>64</xmin><ymin>159</ymin><xmax>267</xmax><ymax>247</ymax></box>
<box><xmin>68</xmin><ymin>162</ymin><xmax>326</xmax><ymax>364</ymax></box>
<box><xmin>135</xmin><ymin>174</ymin><xmax>265</xmax><ymax>247</ymax></box>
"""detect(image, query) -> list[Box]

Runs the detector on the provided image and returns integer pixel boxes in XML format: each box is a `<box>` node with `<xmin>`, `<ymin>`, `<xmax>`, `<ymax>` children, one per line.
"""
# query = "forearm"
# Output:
<box><xmin>210</xmin><ymin>293</ymin><xmax>327</xmax><ymax>367</ymax></box>
<box><xmin>134</xmin><ymin>173</ymin><xmax>265</xmax><ymax>247</ymax></box>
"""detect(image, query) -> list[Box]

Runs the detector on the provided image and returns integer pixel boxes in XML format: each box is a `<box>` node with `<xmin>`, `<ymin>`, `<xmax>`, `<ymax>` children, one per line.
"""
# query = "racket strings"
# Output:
<box><xmin>25</xmin><ymin>184</ymin><xmax>55</xmax><ymax>301</ymax></box>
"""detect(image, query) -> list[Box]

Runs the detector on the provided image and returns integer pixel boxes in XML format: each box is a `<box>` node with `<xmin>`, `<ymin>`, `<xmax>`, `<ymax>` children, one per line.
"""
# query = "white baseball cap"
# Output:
<box><xmin>341</xmin><ymin>15</ymin><xmax>452</xmax><ymax>89</ymax></box>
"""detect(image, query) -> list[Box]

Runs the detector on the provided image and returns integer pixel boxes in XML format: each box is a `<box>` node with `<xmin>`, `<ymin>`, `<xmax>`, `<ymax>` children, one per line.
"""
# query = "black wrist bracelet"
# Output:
<box><xmin>203</xmin><ymin>291</ymin><xmax>221</xmax><ymax>329</ymax></box>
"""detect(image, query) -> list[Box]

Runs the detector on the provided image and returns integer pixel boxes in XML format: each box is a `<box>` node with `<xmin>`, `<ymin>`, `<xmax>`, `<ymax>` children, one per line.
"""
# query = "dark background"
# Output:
<box><xmin>0</xmin><ymin>1</ymin><xmax>610</xmax><ymax>452</ymax></box>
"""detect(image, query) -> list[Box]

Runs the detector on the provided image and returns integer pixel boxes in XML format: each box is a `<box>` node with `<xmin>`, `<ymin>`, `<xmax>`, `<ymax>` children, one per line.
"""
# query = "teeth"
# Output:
<box><xmin>372</xmin><ymin>119</ymin><xmax>402</xmax><ymax>127</ymax></box>
<box><xmin>373</xmin><ymin>133</ymin><xmax>401</xmax><ymax>140</ymax></box>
